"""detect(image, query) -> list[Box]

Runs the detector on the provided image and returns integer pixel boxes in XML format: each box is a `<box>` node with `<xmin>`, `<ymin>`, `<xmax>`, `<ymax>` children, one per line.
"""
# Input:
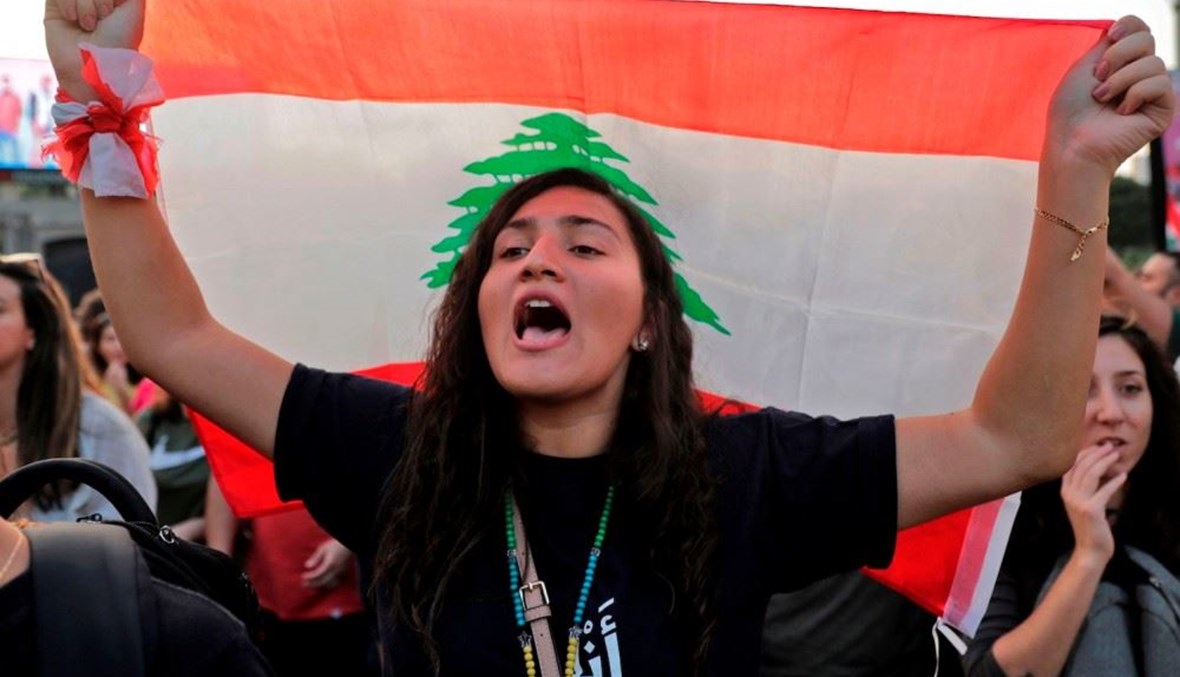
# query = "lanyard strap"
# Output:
<box><xmin>512</xmin><ymin>497</ymin><xmax>562</xmax><ymax>677</ymax></box>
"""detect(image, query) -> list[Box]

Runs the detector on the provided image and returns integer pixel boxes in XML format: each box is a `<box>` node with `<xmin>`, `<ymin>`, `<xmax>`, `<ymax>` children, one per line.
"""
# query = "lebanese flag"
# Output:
<box><xmin>139</xmin><ymin>0</ymin><xmax>1103</xmax><ymax>636</ymax></box>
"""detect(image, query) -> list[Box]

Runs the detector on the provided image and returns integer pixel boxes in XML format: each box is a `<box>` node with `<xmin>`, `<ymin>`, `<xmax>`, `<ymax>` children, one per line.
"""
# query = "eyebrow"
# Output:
<box><xmin>503</xmin><ymin>215</ymin><xmax>623</xmax><ymax>241</ymax></box>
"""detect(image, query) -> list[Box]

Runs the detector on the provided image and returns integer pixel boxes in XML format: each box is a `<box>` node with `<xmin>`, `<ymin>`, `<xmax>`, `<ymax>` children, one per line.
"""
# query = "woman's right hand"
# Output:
<box><xmin>44</xmin><ymin>0</ymin><xmax>145</xmax><ymax>102</ymax></box>
<box><xmin>1061</xmin><ymin>442</ymin><xmax>1127</xmax><ymax>565</ymax></box>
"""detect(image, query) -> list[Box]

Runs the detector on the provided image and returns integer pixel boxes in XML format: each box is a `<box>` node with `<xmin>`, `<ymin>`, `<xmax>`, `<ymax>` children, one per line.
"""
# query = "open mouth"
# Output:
<box><xmin>514</xmin><ymin>298</ymin><xmax>572</xmax><ymax>343</ymax></box>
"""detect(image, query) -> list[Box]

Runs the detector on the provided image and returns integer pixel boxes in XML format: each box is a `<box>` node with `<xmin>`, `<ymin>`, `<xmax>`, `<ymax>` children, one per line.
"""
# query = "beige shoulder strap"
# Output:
<box><xmin>512</xmin><ymin>497</ymin><xmax>562</xmax><ymax>677</ymax></box>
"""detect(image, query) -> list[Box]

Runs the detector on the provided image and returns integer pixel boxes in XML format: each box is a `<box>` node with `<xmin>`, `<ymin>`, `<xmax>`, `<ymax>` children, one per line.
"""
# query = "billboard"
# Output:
<box><xmin>0</xmin><ymin>58</ymin><xmax>57</xmax><ymax>171</ymax></box>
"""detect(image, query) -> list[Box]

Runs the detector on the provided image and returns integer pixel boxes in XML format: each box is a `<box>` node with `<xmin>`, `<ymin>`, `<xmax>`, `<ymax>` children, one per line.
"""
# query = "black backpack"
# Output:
<box><xmin>0</xmin><ymin>458</ymin><xmax>262</xmax><ymax>676</ymax></box>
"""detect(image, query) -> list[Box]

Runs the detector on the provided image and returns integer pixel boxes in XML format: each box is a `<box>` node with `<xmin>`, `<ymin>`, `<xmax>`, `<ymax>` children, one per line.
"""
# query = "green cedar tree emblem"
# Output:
<box><xmin>421</xmin><ymin>112</ymin><xmax>729</xmax><ymax>335</ymax></box>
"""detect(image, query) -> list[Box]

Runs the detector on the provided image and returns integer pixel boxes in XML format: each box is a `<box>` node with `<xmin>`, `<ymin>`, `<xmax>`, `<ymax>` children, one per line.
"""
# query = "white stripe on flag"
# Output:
<box><xmin>153</xmin><ymin>94</ymin><xmax>1035</xmax><ymax>416</ymax></box>
<box><xmin>943</xmin><ymin>492</ymin><xmax>1022</xmax><ymax>635</ymax></box>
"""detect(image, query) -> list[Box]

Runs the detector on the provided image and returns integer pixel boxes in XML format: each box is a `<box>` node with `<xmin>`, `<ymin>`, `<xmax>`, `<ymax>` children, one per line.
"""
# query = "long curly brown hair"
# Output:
<box><xmin>373</xmin><ymin>168</ymin><xmax>719</xmax><ymax>671</ymax></box>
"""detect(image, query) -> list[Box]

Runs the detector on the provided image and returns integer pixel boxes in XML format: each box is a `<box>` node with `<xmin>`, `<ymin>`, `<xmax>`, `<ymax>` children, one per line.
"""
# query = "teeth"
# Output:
<box><xmin>524</xmin><ymin>299</ymin><xmax>553</xmax><ymax>309</ymax></box>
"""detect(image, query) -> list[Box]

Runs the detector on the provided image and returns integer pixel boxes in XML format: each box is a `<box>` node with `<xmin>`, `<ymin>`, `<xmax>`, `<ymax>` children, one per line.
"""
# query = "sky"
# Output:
<box><xmin>2</xmin><ymin>1</ymin><xmax>1176</xmax><ymax>62</ymax></box>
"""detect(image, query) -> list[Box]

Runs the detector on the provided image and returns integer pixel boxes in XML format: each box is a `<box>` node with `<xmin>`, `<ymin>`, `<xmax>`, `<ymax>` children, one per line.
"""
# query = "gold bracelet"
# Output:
<box><xmin>1033</xmin><ymin>208</ymin><xmax>1109</xmax><ymax>262</ymax></box>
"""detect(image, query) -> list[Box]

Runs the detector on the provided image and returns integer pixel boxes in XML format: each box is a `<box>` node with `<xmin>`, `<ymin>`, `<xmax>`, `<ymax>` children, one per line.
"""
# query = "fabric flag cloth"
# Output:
<box><xmin>139</xmin><ymin>0</ymin><xmax>1104</xmax><ymax>636</ymax></box>
<box><xmin>44</xmin><ymin>43</ymin><xmax>164</xmax><ymax>198</ymax></box>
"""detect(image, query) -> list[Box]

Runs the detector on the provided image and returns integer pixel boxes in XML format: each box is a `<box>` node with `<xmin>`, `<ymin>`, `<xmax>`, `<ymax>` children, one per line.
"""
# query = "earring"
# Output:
<box><xmin>634</xmin><ymin>336</ymin><xmax>650</xmax><ymax>352</ymax></box>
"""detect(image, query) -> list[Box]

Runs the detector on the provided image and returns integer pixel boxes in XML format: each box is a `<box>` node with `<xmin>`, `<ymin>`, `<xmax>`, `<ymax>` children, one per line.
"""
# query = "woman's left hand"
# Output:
<box><xmin>302</xmin><ymin>538</ymin><xmax>353</xmax><ymax>589</ymax></box>
<box><xmin>1045</xmin><ymin>15</ymin><xmax>1174</xmax><ymax>177</ymax></box>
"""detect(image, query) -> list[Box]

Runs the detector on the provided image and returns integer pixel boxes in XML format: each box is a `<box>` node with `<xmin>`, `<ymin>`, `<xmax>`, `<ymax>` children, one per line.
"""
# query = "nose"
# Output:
<box><xmin>1091</xmin><ymin>385</ymin><xmax>1126</xmax><ymax>425</ymax></box>
<box><xmin>519</xmin><ymin>235</ymin><xmax>564</xmax><ymax>282</ymax></box>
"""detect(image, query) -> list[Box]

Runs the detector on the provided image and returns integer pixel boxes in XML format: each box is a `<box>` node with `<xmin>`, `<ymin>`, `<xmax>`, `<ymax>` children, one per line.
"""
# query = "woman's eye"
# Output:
<box><xmin>571</xmin><ymin>245</ymin><xmax>602</xmax><ymax>256</ymax></box>
<box><xmin>500</xmin><ymin>246</ymin><xmax>529</xmax><ymax>259</ymax></box>
<box><xmin>1121</xmin><ymin>384</ymin><xmax>1144</xmax><ymax>395</ymax></box>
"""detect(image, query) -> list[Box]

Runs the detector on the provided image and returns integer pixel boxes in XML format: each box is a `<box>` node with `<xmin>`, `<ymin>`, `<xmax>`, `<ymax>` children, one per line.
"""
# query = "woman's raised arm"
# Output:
<box><xmin>45</xmin><ymin>0</ymin><xmax>290</xmax><ymax>458</ymax></box>
<box><xmin>894</xmin><ymin>16</ymin><xmax>1173</xmax><ymax>529</ymax></box>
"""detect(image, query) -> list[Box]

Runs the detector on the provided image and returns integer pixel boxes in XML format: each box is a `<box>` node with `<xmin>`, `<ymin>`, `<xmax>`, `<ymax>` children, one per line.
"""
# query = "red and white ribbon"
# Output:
<box><xmin>43</xmin><ymin>43</ymin><xmax>164</xmax><ymax>199</ymax></box>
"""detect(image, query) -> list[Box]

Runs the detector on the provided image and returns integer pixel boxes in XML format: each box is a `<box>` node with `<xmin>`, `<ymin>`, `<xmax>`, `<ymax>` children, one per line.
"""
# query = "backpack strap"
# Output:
<box><xmin>26</xmin><ymin>523</ymin><xmax>154</xmax><ymax>677</ymax></box>
<box><xmin>0</xmin><ymin>458</ymin><xmax>157</xmax><ymax>523</ymax></box>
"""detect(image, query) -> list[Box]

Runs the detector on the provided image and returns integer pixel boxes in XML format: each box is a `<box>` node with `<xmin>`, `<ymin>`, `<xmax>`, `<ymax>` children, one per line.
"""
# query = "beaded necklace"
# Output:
<box><xmin>505</xmin><ymin>484</ymin><xmax>616</xmax><ymax>677</ymax></box>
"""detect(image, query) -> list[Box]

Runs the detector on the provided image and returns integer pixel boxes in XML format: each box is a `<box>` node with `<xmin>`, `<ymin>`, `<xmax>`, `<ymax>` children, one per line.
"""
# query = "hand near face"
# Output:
<box><xmin>1061</xmin><ymin>443</ymin><xmax>1127</xmax><ymax>565</ymax></box>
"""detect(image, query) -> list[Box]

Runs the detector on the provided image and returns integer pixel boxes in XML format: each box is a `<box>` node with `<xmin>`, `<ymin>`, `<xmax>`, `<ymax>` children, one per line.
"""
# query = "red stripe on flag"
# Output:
<box><xmin>865</xmin><ymin>509</ymin><xmax>971</xmax><ymax>617</ymax></box>
<box><xmin>141</xmin><ymin>0</ymin><xmax>1104</xmax><ymax>160</ymax></box>
<box><xmin>191</xmin><ymin>361</ymin><xmax>428</xmax><ymax>517</ymax></box>
<box><xmin>190</xmin><ymin>411</ymin><xmax>295</xmax><ymax>517</ymax></box>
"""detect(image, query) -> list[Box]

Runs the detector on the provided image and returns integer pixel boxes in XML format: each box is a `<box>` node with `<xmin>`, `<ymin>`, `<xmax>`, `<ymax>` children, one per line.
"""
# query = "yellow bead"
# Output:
<box><xmin>525</xmin><ymin>659</ymin><xmax>535</xmax><ymax>669</ymax></box>
<box><xmin>526</xmin><ymin>670</ymin><xmax>535</xmax><ymax>677</ymax></box>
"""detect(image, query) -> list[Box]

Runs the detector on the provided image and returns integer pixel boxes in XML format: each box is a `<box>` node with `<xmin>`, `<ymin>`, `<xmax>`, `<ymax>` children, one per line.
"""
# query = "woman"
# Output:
<box><xmin>963</xmin><ymin>316</ymin><xmax>1180</xmax><ymax>676</ymax></box>
<box><xmin>0</xmin><ymin>258</ymin><xmax>155</xmax><ymax>521</ymax></box>
<box><xmin>77</xmin><ymin>290</ymin><xmax>150</xmax><ymax>414</ymax></box>
<box><xmin>81</xmin><ymin>309</ymin><xmax>137</xmax><ymax>412</ymax></box>
<box><xmin>44</xmin><ymin>1</ymin><xmax>1175</xmax><ymax>674</ymax></box>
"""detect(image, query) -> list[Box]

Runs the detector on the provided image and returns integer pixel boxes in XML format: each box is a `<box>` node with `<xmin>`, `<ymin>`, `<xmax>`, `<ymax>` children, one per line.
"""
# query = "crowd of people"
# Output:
<box><xmin>0</xmin><ymin>259</ymin><xmax>377</xmax><ymax>675</ymax></box>
<box><xmin>0</xmin><ymin>0</ymin><xmax>1178</xmax><ymax>675</ymax></box>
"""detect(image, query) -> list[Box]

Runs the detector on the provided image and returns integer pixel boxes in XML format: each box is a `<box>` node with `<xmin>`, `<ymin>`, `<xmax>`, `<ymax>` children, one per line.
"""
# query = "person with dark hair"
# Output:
<box><xmin>0</xmin><ymin>257</ymin><xmax>155</xmax><ymax>521</ymax></box>
<box><xmin>44</xmin><ymin>2</ymin><xmax>1175</xmax><ymax>675</ymax></box>
<box><xmin>962</xmin><ymin>316</ymin><xmax>1180</xmax><ymax>675</ymax></box>
<box><xmin>76</xmin><ymin>288</ymin><xmax>145</xmax><ymax>412</ymax></box>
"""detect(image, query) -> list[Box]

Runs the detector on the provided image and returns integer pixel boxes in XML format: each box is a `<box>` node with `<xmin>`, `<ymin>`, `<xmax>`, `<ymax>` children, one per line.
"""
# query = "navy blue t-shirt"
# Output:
<box><xmin>274</xmin><ymin>365</ymin><xmax>897</xmax><ymax>676</ymax></box>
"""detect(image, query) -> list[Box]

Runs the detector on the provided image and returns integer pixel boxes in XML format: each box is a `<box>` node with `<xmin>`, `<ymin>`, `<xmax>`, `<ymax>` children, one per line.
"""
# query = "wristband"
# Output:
<box><xmin>42</xmin><ymin>43</ymin><xmax>164</xmax><ymax>199</ymax></box>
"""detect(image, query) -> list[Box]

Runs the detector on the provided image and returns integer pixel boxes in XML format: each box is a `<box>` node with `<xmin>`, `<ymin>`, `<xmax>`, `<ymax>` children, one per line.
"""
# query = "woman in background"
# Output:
<box><xmin>78</xmin><ymin>293</ymin><xmax>140</xmax><ymax>413</ymax></box>
<box><xmin>963</xmin><ymin>317</ymin><xmax>1180</xmax><ymax>676</ymax></box>
<box><xmin>0</xmin><ymin>258</ymin><xmax>155</xmax><ymax>521</ymax></box>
